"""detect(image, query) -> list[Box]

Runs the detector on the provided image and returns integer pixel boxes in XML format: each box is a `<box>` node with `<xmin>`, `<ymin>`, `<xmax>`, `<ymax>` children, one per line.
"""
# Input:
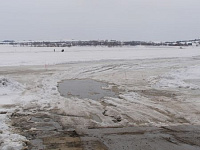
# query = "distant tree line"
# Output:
<box><xmin>0</xmin><ymin>39</ymin><xmax>199</xmax><ymax>47</ymax></box>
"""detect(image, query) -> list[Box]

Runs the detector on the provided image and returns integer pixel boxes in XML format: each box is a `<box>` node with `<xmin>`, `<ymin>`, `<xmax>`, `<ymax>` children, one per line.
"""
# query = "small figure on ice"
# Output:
<box><xmin>61</xmin><ymin>49</ymin><xmax>64</xmax><ymax>52</ymax></box>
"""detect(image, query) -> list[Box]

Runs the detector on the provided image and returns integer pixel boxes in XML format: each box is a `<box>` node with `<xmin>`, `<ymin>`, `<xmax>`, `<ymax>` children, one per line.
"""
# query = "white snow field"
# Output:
<box><xmin>0</xmin><ymin>45</ymin><xmax>200</xmax><ymax>149</ymax></box>
<box><xmin>0</xmin><ymin>45</ymin><xmax>200</xmax><ymax>66</ymax></box>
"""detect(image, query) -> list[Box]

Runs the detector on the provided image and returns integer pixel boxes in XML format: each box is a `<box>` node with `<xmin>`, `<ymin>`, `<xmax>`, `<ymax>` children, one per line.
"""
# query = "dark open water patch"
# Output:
<box><xmin>58</xmin><ymin>79</ymin><xmax>117</xmax><ymax>100</ymax></box>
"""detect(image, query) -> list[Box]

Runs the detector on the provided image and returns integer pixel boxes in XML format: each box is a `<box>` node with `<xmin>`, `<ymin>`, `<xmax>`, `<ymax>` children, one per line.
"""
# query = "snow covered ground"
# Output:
<box><xmin>151</xmin><ymin>65</ymin><xmax>200</xmax><ymax>90</ymax></box>
<box><xmin>0</xmin><ymin>45</ymin><xmax>200</xmax><ymax>66</ymax></box>
<box><xmin>0</xmin><ymin>45</ymin><xmax>200</xmax><ymax>149</ymax></box>
<box><xmin>0</xmin><ymin>77</ymin><xmax>27</xmax><ymax>150</ymax></box>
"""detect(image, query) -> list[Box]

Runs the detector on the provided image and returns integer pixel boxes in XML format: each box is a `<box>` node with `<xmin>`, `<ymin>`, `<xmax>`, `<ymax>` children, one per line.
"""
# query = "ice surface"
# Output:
<box><xmin>0</xmin><ymin>45</ymin><xmax>200</xmax><ymax>66</ymax></box>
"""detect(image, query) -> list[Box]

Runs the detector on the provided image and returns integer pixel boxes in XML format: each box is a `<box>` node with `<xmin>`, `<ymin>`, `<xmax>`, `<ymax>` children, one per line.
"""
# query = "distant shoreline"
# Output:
<box><xmin>1</xmin><ymin>39</ymin><xmax>199</xmax><ymax>47</ymax></box>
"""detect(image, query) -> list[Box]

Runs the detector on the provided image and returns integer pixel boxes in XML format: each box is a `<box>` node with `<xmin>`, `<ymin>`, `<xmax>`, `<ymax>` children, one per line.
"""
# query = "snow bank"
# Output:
<box><xmin>0</xmin><ymin>77</ymin><xmax>24</xmax><ymax>105</ymax></box>
<box><xmin>0</xmin><ymin>77</ymin><xmax>24</xmax><ymax>94</ymax></box>
<box><xmin>0</xmin><ymin>77</ymin><xmax>26</xmax><ymax>149</ymax></box>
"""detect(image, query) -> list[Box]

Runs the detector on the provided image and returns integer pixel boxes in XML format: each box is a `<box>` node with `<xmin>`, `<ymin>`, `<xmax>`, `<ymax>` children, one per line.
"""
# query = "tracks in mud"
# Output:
<box><xmin>9</xmin><ymin>76</ymin><xmax>195</xmax><ymax>149</ymax></box>
<box><xmin>10</xmin><ymin>109</ymin><xmax>108</xmax><ymax>150</ymax></box>
<box><xmin>10</xmin><ymin>104</ymin><xmax>200</xmax><ymax>150</ymax></box>
<box><xmin>4</xmin><ymin>58</ymin><xmax>200</xmax><ymax>150</ymax></box>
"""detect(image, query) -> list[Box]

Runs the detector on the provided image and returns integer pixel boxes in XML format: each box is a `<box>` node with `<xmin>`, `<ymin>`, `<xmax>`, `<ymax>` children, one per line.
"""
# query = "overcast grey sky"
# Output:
<box><xmin>0</xmin><ymin>0</ymin><xmax>200</xmax><ymax>41</ymax></box>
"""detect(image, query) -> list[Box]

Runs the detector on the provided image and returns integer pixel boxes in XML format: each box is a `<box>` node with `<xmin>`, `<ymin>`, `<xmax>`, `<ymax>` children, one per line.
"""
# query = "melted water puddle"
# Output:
<box><xmin>58</xmin><ymin>79</ymin><xmax>117</xmax><ymax>100</ymax></box>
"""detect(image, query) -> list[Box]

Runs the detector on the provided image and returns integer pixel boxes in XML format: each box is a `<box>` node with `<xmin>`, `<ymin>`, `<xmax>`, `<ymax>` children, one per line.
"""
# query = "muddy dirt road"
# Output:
<box><xmin>1</xmin><ymin>56</ymin><xmax>200</xmax><ymax>149</ymax></box>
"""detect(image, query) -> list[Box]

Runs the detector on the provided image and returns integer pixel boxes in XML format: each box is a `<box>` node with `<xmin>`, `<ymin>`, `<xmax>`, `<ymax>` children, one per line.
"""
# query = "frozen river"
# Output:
<box><xmin>0</xmin><ymin>45</ymin><xmax>200</xmax><ymax>66</ymax></box>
